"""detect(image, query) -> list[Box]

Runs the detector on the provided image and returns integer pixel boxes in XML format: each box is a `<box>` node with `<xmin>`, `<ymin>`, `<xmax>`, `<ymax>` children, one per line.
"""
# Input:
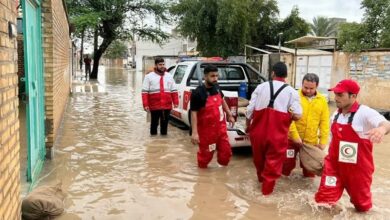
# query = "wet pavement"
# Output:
<box><xmin>34</xmin><ymin>67</ymin><xmax>390</xmax><ymax>220</ymax></box>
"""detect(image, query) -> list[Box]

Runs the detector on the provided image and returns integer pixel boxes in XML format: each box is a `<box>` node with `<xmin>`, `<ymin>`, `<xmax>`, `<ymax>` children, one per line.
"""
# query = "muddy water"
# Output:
<box><xmin>35</xmin><ymin>67</ymin><xmax>390</xmax><ymax>220</ymax></box>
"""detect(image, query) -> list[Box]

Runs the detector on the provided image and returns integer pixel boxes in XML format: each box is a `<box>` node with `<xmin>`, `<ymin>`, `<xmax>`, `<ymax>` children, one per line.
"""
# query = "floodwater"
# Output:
<box><xmin>34</xmin><ymin>67</ymin><xmax>390</xmax><ymax>220</ymax></box>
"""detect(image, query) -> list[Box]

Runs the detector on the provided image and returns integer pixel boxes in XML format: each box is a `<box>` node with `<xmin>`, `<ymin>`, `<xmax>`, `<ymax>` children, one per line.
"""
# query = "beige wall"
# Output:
<box><xmin>0</xmin><ymin>0</ymin><xmax>21</xmax><ymax>219</ymax></box>
<box><xmin>333</xmin><ymin>51</ymin><xmax>390</xmax><ymax>109</ymax></box>
<box><xmin>42</xmin><ymin>0</ymin><xmax>71</xmax><ymax>153</ymax></box>
<box><xmin>280</xmin><ymin>53</ymin><xmax>294</xmax><ymax>85</ymax></box>
<box><xmin>108</xmin><ymin>58</ymin><xmax>124</xmax><ymax>67</ymax></box>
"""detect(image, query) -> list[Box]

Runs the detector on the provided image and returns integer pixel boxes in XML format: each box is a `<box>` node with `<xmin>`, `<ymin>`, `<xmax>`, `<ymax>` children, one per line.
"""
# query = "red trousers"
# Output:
<box><xmin>315</xmin><ymin>119</ymin><xmax>374</xmax><ymax>212</ymax></box>
<box><xmin>250</xmin><ymin>108</ymin><xmax>291</xmax><ymax>195</ymax></box>
<box><xmin>197</xmin><ymin>131</ymin><xmax>231</xmax><ymax>168</ymax></box>
<box><xmin>282</xmin><ymin>140</ymin><xmax>315</xmax><ymax>177</ymax></box>
<box><xmin>197</xmin><ymin>94</ymin><xmax>232</xmax><ymax>168</ymax></box>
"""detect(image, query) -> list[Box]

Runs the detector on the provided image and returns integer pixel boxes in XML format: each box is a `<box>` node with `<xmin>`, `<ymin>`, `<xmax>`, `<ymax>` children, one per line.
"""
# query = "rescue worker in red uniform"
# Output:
<box><xmin>142</xmin><ymin>57</ymin><xmax>179</xmax><ymax>135</ymax></box>
<box><xmin>190</xmin><ymin>65</ymin><xmax>235</xmax><ymax>168</ymax></box>
<box><xmin>246</xmin><ymin>62</ymin><xmax>302</xmax><ymax>195</ymax></box>
<box><xmin>315</xmin><ymin>79</ymin><xmax>390</xmax><ymax>212</ymax></box>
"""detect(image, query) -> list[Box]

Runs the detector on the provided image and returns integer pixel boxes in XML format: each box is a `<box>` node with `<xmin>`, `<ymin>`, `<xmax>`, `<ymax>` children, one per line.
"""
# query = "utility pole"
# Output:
<box><xmin>278</xmin><ymin>32</ymin><xmax>283</xmax><ymax>54</ymax></box>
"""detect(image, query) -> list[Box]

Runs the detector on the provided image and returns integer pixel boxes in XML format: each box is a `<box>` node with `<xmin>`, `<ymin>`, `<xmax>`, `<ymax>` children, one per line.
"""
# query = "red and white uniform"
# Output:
<box><xmin>315</xmin><ymin>102</ymin><xmax>387</xmax><ymax>212</ymax></box>
<box><xmin>197</xmin><ymin>93</ymin><xmax>231</xmax><ymax>168</ymax></box>
<box><xmin>142</xmin><ymin>71</ymin><xmax>179</xmax><ymax>110</ymax></box>
<box><xmin>247</xmin><ymin>80</ymin><xmax>302</xmax><ymax>195</ymax></box>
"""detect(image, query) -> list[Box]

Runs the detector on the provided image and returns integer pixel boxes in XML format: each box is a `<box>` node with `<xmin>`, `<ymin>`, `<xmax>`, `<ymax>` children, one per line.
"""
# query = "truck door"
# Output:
<box><xmin>172</xmin><ymin>65</ymin><xmax>189</xmax><ymax>120</ymax></box>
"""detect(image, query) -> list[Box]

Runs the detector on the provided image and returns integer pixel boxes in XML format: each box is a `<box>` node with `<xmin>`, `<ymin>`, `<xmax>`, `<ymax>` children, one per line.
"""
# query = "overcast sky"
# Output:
<box><xmin>277</xmin><ymin>0</ymin><xmax>364</xmax><ymax>23</ymax></box>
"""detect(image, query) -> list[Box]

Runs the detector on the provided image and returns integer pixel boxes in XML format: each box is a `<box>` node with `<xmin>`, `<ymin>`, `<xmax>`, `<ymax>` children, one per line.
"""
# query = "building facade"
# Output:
<box><xmin>41</xmin><ymin>0</ymin><xmax>71</xmax><ymax>155</ymax></box>
<box><xmin>0</xmin><ymin>0</ymin><xmax>22</xmax><ymax>218</ymax></box>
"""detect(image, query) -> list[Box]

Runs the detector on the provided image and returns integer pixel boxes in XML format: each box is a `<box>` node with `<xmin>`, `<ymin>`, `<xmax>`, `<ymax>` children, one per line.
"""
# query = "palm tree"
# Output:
<box><xmin>310</xmin><ymin>16</ymin><xmax>338</xmax><ymax>37</ymax></box>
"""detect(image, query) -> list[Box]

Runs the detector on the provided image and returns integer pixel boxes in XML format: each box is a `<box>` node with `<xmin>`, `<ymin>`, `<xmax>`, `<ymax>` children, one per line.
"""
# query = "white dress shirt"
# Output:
<box><xmin>246</xmin><ymin>81</ymin><xmax>302</xmax><ymax>119</ymax></box>
<box><xmin>331</xmin><ymin>105</ymin><xmax>387</xmax><ymax>139</ymax></box>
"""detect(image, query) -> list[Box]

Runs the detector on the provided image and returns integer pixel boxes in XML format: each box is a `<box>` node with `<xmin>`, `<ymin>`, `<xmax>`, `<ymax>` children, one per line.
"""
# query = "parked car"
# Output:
<box><xmin>168</xmin><ymin>61</ymin><xmax>266</xmax><ymax>148</ymax></box>
<box><xmin>127</xmin><ymin>61</ymin><xmax>136</xmax><ymax>68</ymax></box>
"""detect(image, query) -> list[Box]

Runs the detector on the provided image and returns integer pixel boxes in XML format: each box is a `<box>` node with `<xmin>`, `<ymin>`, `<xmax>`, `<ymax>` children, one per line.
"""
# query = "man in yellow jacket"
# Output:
<box><xmin>282</xmin><ymin>73</ymin><xmax>330</xmax><ymax>177</ymax></box>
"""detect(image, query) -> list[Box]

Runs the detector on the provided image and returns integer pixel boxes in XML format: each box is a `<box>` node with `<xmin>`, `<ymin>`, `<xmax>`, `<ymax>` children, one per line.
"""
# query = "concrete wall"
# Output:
<box><xmin>42</xmin><ymin>0</ymin><xmax>71</xmax><ymax>153</ymax></box>
<box><xmin>142</xmin><ymin>56</ymin><xmax>178</xmax><ymax>75</ymax></box>
<box><xmin>0</xmin><ymin>0</ymin><xmax>21</xmax><ymax>219</ymax></box>
<box><xmin>280</xmin><ymin>53</ymin><xmax>294</xmax><ymax>85</ymax></box>
<box><xmin>135</xmin><ymin>37</ymin><xmax>194</xmax><ymax>72</ymax></box>
<box><xmin>333</xmin><ymin>51</ymin><xmax>390</xmax><ymax>109</ymax></box>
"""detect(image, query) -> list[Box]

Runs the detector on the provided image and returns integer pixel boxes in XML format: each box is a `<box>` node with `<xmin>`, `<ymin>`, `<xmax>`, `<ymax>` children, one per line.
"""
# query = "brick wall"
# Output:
<box><xmin>0</xmin><ymin>0</ymin><xmax>21</xmax><ymax>219</ymax></box>
<box><xmin>42</xmin><ymin>0</ymin><xmax>71</xmax><ymax>153</ymax></box>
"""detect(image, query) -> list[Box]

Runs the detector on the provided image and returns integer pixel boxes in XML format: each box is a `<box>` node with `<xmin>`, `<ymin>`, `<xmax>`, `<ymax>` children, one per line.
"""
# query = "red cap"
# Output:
<box><xmin>329</xmin><ymin>79</ymin><xmax>360</xmax><ymax>94</ymax></box>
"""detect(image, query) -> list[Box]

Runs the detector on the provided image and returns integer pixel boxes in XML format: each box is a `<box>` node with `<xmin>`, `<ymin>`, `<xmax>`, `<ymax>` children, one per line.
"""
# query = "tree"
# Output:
<box><xmin>66</xmin><ymin>0</ymin><xmax>100</xmax><ymax>70</ymax></box>
<box><xmin>337</xmin><ymin>0</ymin><xmax>390</xmax><ymax>51</ymax></box>
<box><xmin>361</xmin><ymin>0</ymin><xmax>390</xmax><ymax>48</ymax></box>
<box><xmin>277</xmin><ymin>6</ymin><xmax>310</xmax><ymax>44</ymax></box>
<box><xmin>381</xmin><ymin>5</ymin><xmax>390</xmax><ymax>47</ymax></box>
<box><xmin>310</xmin><ymin>16</ymin><xmax>337</xmax><ymax>37</ymax></box>
<box><xmin>171</xmin><ymin>0</ymin><xmax>279</xmax><ymax>57</ymax></box>
<box><xmin>248</xmin><ymin>0</ymin><xmax>279</xmax><ymax>48</ymax></box>
<box><xmin>104</xmin><ymin>40</ymin><xmax>128</xmax><ymax>59</ymax></box>
<box><xmin>337</xmin><ymin>22</ymin><xmax>367</xmax><ymax>52</ymax></box>
<box><xmin>67</xmin><ymin>0</ymin><xmax>171</xmax><ymax>79</ymax></box>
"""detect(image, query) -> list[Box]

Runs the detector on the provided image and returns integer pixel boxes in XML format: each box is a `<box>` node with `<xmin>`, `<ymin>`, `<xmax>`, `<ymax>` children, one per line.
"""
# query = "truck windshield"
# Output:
<box><xmin>191</xmin><ymin>66</ymin><xmax>245</xmax><ymax>81</ymax></box>
<box><xmin>173</xmin><ymin>65</ymin><xmax>188</xmax><ymax>84</ymax></box>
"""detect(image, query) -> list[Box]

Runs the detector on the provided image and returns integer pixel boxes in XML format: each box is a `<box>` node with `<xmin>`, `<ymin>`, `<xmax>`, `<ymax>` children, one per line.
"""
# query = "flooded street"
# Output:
<box><xmin>35</xmin><ymin>67</ymin><xmax>390</xmax><ymax>220</ymax></box>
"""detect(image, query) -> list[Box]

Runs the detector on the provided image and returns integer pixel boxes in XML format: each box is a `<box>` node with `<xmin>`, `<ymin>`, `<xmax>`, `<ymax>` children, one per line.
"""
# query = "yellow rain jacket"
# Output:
<box><xmin>289</xmin><ymin>89</ymin><xmax>330</xmax><ymax>145</ymax></box>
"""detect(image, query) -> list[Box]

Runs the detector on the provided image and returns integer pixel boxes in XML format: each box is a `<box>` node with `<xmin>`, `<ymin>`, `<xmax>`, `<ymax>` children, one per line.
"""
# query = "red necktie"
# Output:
<box><xmin>160</xmin><ymin>74</ymin><xmax>164</xmax><ymax>93</ymax></box>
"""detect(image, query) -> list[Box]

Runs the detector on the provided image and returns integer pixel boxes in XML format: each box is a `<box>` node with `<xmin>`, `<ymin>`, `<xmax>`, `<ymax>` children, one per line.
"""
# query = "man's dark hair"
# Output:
<box><xmin>302</xmin><ymin>73</ymin><xmax>319</xmax><ymax>86</ymax></box>
<box><xmin>155</xmin><ymin>57</ymin><xmax>164</xmax><ymax>65</ymax></box>
<box><xmin>348</xmin><ymin>93</ymin><xmax>357</xmax><ymax>98</ymax></box>
<box><xmin>204</xmin><ymin>64</ymin><xmax>218</xmax><ymax>75</ymax></box>
<box><xmin>272</xmin><ymin>62</ymin><xmax>287</xmax><ymax>78</ymax></box>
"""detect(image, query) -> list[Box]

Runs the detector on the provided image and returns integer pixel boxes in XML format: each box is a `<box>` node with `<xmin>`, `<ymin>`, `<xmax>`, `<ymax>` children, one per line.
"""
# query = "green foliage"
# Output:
<box><xmin>66</xmin><ymin>0</ymin><xmax>100</xmax><ymax>37</ymax></box>
<box><xmin>66</xmin><ymin>0</ymin><xmax>172</xmax><ymax>78</ymax></box>
<box><xmin>104</xmin><ymin>40</ymin><xmax>128</xmax><ymax>59</ymax></box>
<box><xmin>381</xmin><ymin>1</ymin><xmax>390</xmax><ymax>47</ymax></box>
<box><xmin>248</xmin><ymin>0</ymin><xmax>279</xmax><ymax>48</ymax></box>
<box><xmin>361</xmin><ymin>0</ymin><xmax>390</xmax><ymax>48</ymax></box>
<box><xmin>310</xmin><ymin>16</ymin><xmax>337</xmax><ymax>37</ymax></box>
<box><xmin>382</xmin><ymin>6</ymin><xmax>390</xmax><ymax>47</ymax></box>
<box><xmin>277</xmin><ymin>6</ymin><xmax>310</xmax><ymax>43</ymax></box>
<box><xmin>215</xmin><ymin>0</ymin><xmax>250</xmax><ymax>56</ymax></box>
<box><xmin>172</xmin><ymin>1</ymin><xmax>313</xmax><ymax>56</ymax></box>
<box><xmin>171</xmin><ymin>0</ymin><xmax>279</xmax><ymax>57</ymax></box>
<box><xmin>337</xmin><ymin>22</ymin><xmax>367</xmax><ymax>52</ymax></box>
<box><xmin>336</xmin><ymin>0</ymin><xmax>390</xmax><ymax>51</ymax></box>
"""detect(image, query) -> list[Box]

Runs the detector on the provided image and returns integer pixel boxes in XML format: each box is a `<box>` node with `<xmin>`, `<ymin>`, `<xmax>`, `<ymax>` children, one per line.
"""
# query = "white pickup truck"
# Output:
<box><xmin>168</xmin><ymin>61</ymin><xmax>266</xmax><ymax>148</ymax></box>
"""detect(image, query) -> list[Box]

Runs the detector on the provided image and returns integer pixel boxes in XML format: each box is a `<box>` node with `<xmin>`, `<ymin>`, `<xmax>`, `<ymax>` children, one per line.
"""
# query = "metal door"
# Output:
<box><xmin>22</xmin><ymin>0</ymin><xmax>45</xmax><ymax>183</ymax></box>
<box><xmin>295</xmin><ymin>55</ymin><xmax>333</xmax><ymax>90</ymax></box>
